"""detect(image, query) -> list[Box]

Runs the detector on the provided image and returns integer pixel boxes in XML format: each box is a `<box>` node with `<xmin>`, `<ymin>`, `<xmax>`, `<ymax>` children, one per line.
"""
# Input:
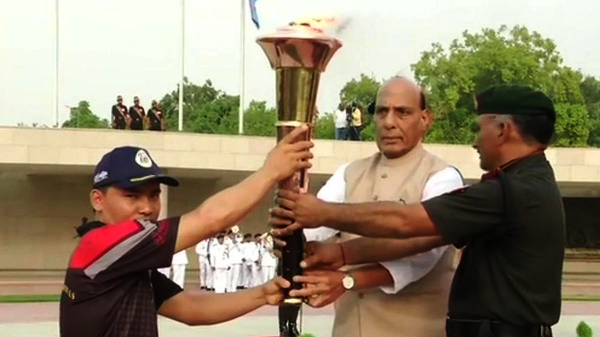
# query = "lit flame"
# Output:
<box><xmin>289</xmin><ymin>16</ymin><xmax>350</xmax><ymax>35</ymax></box>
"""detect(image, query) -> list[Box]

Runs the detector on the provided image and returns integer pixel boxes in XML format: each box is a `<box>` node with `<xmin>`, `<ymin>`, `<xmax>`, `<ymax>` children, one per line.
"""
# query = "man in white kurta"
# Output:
<box><xmin>303</xmin><ymin>155</ymin><xmax>462</xmax><ymax>336</ymax></box>
<box><xmin>275</xmin><ymin>77</ymin><xmax>465</xmax><ymax>337</ymax></box>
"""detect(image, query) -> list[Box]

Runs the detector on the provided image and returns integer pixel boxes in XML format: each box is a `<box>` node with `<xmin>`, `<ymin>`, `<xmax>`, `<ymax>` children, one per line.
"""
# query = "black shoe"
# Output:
<box><xmin>279</xmin><ymin>322</ymin><xmax>300</xmax><ymax>337</ymax></box>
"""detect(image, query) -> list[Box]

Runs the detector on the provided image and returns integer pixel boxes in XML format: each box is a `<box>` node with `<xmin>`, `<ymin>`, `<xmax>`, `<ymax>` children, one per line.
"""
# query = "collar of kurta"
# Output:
<box><xmin>379</xmin><ymin>143</ymin><xmax>425</xmax><ymax>167</ymax></box>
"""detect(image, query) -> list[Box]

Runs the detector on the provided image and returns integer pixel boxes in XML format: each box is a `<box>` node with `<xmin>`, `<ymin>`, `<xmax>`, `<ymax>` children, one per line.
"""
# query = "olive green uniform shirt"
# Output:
<box><xmin>422</xmin><ymin>153</ymin><xmax>565</xmax><ymax>326</ymax></box>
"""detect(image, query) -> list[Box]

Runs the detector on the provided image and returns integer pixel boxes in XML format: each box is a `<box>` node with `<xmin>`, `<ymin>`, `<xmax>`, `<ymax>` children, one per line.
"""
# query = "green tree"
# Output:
<box><xmin>160</xmin><ymin>78</ymin><xmax>239</xmax><ymax>134</ymax></box>
<box><xmin>243</xmin><ymin>100</ymin><xmax>277</xmax><ymax>137</ymax></box>
<box><xmin>554</xmin><ymin>104</ymin><xmax>590</xmax><ymax>146</ymax></box>
<box><xmin>314</xmin><ymin>112</ymin><xmax>335</xmax><ymax>139</ymax></box>
<box><xmin>339</xmin><ymin>73</ymin><xmax>381</xmax><ymax>109</ymax></box>
<box><xmin>62</xmin><ymin>101</ymin><xmax>110</xmax><ymax>129</ymax></box>
<box><xmin>412</xmin><ymin>25</ymin><xmax>589</xmax><ymax>146</ymax></box>
<box><xmin>580</xmin><ymin>76</ymin><xmax>600</xmax><ymax>147</ymax></box>
<box><xmin>338</xmin><ymin>74</ymin><xmax>381</xmax><ymax>141</ymax></box>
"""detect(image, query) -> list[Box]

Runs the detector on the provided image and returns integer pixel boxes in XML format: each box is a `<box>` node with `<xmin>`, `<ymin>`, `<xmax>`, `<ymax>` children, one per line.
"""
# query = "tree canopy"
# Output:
<box><xmin>58</xmin><ymin>25</ymin><xmax>600</xmax><ymax>147</ymax></box>
<box><xmin>411</xmin><ymin>25</ymin><xmax>593</xmax><ymax>146</ymax></box>
<box><xmin>61</xmin><ymin>101</ymin><xmax>110</xmax><ymax>129</ymax></box>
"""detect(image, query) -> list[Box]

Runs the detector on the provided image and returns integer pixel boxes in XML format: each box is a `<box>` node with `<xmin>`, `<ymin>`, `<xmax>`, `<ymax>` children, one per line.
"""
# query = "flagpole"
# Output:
<box><xmin>54</xmin><ymin>0</ymin><xmax>59</xmax><ymax>127</ymax></box>
<box><xmin>178</xmin><ymin>0</ymin><xmax>185</xmax><ymax>132</ymax></box>
<box><xmin>238</xmin><ymin>0</ymin><xmax>246</xmax><ymax>135</ymax></box>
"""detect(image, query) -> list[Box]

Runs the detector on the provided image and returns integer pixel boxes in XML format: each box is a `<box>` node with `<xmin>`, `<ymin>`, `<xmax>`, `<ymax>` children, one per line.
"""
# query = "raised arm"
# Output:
<box><xmin>175</xmin><ymin>126</ymin><xmax>313</xmax><ymax>252</ymax></box>
<box><xmin>272</xmin><ymin>194</ymin><xmax>436</xmax><ymax>239</ymax></box>
<box><xmin>272</xmin><ymin>178</ymin><xmax>505</xmax><ymax>244</ymax></box>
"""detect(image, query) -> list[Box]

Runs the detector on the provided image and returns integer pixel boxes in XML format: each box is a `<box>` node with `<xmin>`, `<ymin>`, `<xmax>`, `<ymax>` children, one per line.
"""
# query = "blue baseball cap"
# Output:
<box><xmin>92</xmin><ymin>146</ymin><xmax>179</xmax><ymax>189</ymax></box>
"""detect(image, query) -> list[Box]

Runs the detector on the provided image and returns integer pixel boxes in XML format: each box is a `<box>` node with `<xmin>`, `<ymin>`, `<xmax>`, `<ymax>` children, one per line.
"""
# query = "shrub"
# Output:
<box><xmin>577</xmin><ymin>321</ymin><xmax>593</xmax><ymax>337</ymax></box>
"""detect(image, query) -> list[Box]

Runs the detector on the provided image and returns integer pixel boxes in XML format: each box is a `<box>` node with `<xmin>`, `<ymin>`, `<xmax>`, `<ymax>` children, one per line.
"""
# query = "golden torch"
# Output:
<box><xmin>257</xmin><ymin>22</ymin><xmax>342</xmax><ymax>337</ymax></box>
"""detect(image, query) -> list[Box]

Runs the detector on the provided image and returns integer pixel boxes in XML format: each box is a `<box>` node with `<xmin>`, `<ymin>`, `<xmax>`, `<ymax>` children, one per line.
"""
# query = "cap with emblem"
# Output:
<box><xmin>475</xmin><ymin>85</ymin><xmax>556</xmax><ymax>123</ymax></box>
<box><xmin>92</xmin><ymin>146</ymin><xmax>179</xmax><ymax>189</ymax></box>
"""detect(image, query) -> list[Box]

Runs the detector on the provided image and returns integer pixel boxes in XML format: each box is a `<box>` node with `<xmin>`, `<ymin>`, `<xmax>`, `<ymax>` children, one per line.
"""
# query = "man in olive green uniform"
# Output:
<box><xmin>111</xmin><ymin>95</ymin><xmax>128</xmax><ymax>130</ymax></box>
<box><xmin>148</xmin><ymin>100</ymin><xmax>166</xmax><ymax>131</ymax></box>
<box><xmin>129</xmin><ymin>96</ymin><xmax>146</xmax><ymax>130</ymax></box>
<box><xmin>272</xmin><ymin>85</ymin><xmax>564</xmax><ymax>337</ymax></box>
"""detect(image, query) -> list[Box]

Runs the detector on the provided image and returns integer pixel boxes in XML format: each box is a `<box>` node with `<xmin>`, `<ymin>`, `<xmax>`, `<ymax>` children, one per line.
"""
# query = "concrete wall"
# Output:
<box><xmin>0</xmin><ymin>171</ymin><xmax>329</xmax><ymax>273</ymax></box>
<box><xmin>2</xmin><ymin>126</ymin><xmax>600</xmax><ymax>185</ymax></box>
<box><xmin>1</xmin><ymin>169</ymin><xmax>599</xmax><ymax>274</ymax></box>
<box><xmin>1</xmin><ymin>127</ymin><xmax>599</xmax><ymax>283</ymax></box>
<box><xmin>0</xmin><ymin>173</ymin><xmax>88</xmax><ymax>271</ymax></box>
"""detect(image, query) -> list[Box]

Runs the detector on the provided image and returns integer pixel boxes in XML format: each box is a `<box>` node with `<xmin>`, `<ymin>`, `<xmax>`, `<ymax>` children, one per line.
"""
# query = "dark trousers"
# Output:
<box><xmin>130</xmin><ymin>120</ymin><xmax>143</xmax><ymax>130</ymax></box>
<box><xmin>335</xmin><ymin>127</ymin><xmax>347</xmax><ymax>140</ymax></box>
<box><xmin>446</xmin><ymin>319</ymin><xmax>552</xmax><ymax>337</ymax></box>
<box><xmin>347</xmin><ymin>125</ymin><xmax>362</xmax><ymax>141</ymax></box>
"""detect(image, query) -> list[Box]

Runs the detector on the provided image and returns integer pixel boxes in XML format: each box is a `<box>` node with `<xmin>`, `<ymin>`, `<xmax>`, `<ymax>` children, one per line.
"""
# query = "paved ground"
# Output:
<box><xmin>1</xmin><ymin>302</ymin><xmax>599</xmax><ymax>337</ymax></box>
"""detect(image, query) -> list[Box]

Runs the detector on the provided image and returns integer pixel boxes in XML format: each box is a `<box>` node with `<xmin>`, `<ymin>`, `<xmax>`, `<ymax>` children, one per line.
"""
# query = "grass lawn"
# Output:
<box><xmin>2</xmin><ymin>294</ymin><xmax>600</xmax><ymax>303</ymax></box>
<box><xmin>0</xmin><ymin>294</ymin><xmax>60</xmax><ymax>303</ymax></box>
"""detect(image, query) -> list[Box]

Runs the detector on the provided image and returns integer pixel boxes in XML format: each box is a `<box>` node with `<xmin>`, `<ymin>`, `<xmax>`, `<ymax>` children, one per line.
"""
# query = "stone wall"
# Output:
<box><xmin>0</xmin><ymin>172</ymin><xmax>329</xmax><ymax>273</ymax></box>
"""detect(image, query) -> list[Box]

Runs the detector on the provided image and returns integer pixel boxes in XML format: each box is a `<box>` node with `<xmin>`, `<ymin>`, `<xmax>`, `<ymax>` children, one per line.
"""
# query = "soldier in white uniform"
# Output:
<box><xmin>271</xmin><ymin>77</ymin><xmax>464</xmax><ymax>337</ymax></box>
<box><xmin>206</xmin><ymin>236</ymin><xmax>219</xmax><ymax>291</ymax></box>
<box><xmin>211</xmin><ymin>234</ymin><xmax>230</xmax><ymax>294</ymax></box>
<box><xmin>234</xmin><ymin>232</ymin><xmax>246</xmax><ymax>289</ymax></box>
<box><xmin>157</xmin><ymin>266</ymin><xmax>171</xmax><ymax>278</ymax></box>
<box><xmin>254</xmin><ymin>234</ymin><xmax>265</xmax><ymax>286</ymax></box>
<box><xmin>228</xmin><ymin>232</ymin><xmax>245</xmax><ymax>293</ymax></box>
<box><xmin>224</xmin><ymin>231</ymin><xmax>234</xmax><ymax>292</ymax></box>
<box><xmin>156</xmin><ymin>251</ymin><xmax>188</xmax><ymax>288</ymax></box>
<box><xmin>194</xmin><ymin>238</ymin><xmax>210</xmax><ymax>289</ymax></box>
<box><xmin>240</xmin><ymin>233</ymin><xmax>253</xmax><ymax>289</ymax></box>
<box><xmin>260</xmin><ymin>234</ymin><xmax>278</xmax><ymax>283</ymax></box>
<box><xmin>171</xmin><ymin>250</ymin><xmax>188</xmax><ymax>288</ymax></box>
<box><xmin>244</xmin><ymin>234</ymin><xmax>262</xmax><ymax>287</ymax></box>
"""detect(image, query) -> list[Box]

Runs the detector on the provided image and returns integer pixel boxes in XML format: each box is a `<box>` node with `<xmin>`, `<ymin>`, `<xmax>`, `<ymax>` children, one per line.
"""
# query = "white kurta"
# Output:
<box><xmin>304</xmin><ymin>163</ymin><xmax>463</xmax><ymax>294</ymax></box>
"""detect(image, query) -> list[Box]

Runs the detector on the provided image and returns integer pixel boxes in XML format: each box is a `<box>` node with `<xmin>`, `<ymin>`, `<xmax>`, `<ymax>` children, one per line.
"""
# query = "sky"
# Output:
<box><xmin>1</xmin><ymin>0</ymin><xmax>599</xmax><ymax>127</ymax></box>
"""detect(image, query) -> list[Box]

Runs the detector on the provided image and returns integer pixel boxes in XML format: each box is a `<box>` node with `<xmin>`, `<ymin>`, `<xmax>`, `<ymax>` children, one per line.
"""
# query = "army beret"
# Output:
<box><xmin>475</xmin><ymin>85</ymin><xmax>556</xmax><ymax>123</ymax></box>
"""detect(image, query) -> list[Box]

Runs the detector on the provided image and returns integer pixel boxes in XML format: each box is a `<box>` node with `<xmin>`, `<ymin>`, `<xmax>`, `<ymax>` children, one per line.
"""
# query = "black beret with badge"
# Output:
<box><xmin>474</xmin><ymin>85</ymin><xmax>556</xmax><ymax>123</ymax></box>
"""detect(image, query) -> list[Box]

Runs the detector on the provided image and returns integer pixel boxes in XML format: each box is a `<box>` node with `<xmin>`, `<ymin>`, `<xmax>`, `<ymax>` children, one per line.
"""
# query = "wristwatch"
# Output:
<box><xmin>342</xmin><ymin>273</ymin><xmax>356</xmax><ymax>290</ymax></box>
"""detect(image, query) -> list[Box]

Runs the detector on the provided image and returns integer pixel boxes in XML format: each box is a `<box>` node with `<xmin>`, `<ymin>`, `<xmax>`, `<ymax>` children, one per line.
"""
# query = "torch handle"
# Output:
<box><xmin>275</xmin><ymin>124</ymin><xmax>312</xmax><ymax>303</ymax></box>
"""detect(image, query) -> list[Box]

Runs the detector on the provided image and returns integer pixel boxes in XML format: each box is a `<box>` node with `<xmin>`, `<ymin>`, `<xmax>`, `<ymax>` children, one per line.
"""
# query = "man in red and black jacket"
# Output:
<box><xmin>60</xmin><ymin>125</ymin><xmax>314</xmax><ymax>337</ymax></box>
